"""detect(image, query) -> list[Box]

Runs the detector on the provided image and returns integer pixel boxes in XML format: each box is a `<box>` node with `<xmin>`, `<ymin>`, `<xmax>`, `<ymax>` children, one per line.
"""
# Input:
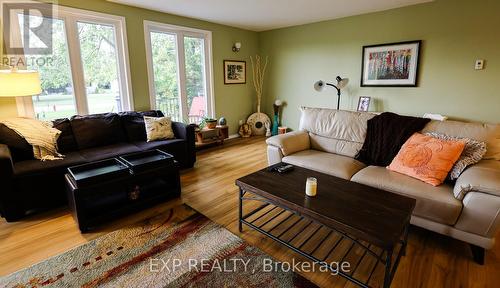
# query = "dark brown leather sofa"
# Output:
<box><xmin>0</xmin><ymin>110</ymin><xmax>195</xmax><ymax>221</ymax></box>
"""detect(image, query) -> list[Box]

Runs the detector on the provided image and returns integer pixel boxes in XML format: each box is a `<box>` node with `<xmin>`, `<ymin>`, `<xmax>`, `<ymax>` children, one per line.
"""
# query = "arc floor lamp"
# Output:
<box><xmin>314</xmin><ymin>76</ymin><xmax>349</xmax><ymax>110</ymax></box>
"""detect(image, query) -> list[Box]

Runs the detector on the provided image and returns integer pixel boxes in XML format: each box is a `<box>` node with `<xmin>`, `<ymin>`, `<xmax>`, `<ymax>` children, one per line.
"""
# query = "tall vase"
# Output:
<box><xmin>272</xmin><ymin>114</ymin><xmax>279</xmax><ymax>136</ymax></box>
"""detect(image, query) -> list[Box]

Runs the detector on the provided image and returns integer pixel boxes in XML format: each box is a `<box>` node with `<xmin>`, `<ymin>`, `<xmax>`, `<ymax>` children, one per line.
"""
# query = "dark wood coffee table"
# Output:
<box><xmin>236</xmin><ymin>165</ymin><xmax>415</xmax><ymax>288</ymax></box>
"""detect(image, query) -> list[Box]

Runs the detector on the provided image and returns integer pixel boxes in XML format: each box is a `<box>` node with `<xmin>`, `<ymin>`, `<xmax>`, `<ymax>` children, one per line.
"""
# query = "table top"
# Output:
<box><xmin>236</xmin><ymin>165</ymin><xmax>416</xmax><ymax>249</ymax></box>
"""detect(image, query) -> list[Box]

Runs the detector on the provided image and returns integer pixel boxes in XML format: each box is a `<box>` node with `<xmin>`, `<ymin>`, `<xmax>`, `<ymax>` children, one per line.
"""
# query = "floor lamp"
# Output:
<box><xmin>313</xmin><ymin>76</ymin><xmax>349</xmax><ymax>110</ymax></box>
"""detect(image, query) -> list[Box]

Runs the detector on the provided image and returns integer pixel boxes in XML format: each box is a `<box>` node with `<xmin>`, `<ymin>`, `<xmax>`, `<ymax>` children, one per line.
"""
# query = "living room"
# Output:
<box><xmin>0</xmin><ymin>0</ymin><xmax>499</xmax><ymax>287</ymax></box>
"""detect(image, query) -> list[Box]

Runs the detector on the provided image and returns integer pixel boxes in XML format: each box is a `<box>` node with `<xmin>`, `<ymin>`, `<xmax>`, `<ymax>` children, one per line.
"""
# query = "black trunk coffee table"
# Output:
<box><xmin>236</xmin><ymin>165</ymin><xmax>415</xmax><ymax>288</ymax></box>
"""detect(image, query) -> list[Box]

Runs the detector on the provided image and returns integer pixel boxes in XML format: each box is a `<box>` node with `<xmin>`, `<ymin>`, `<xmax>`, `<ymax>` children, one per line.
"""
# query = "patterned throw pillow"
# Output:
<box><xmin>425</xmin><ymin>132</ymin><xmax>487</xmax><ymax>180</ymax></box>
<box><xmin>144</xmin><ymin>116</ymin><xmax>175</xmax><ymax>142</ymax></box>
<box><xmin>387</xmin><ymin>133</ymin><xmax>465</xmax><ymax>186</ymax></box>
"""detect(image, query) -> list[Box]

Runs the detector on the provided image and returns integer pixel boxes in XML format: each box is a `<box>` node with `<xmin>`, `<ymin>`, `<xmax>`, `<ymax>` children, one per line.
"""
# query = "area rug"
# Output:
<box><xmin>0</xmin><ymin>205</ymin><xmax>317</xmax><ymax>288</ymax></box>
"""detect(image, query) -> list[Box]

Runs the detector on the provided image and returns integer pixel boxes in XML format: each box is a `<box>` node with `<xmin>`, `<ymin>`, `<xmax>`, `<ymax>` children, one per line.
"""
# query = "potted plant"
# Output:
<box><xmin>199</xmin><ymin>117</ymin><xmax>217</xmax><ymax>129</ymax></box>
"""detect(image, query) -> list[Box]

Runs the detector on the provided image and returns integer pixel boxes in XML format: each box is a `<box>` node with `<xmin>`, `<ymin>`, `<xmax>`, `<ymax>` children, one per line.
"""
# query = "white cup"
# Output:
<box><xmin>305</xmin><ymin>177</ymin><xmax>317</xmax><ymax>197</ymax></box>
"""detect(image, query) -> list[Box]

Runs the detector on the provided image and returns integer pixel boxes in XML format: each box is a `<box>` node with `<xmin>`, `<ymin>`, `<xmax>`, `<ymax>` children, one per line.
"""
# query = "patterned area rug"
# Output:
<box><xmin>0</xmin><ymin>205</ymin><xmax>317</xmax><ymax>288</ymax></box>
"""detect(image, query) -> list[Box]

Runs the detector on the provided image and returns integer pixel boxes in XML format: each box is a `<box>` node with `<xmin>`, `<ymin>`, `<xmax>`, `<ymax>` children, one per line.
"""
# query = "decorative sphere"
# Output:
<box><xmin>218</xmin><ymin>117</ymin><xmax>227</xmax><ymax>126</ymax></box>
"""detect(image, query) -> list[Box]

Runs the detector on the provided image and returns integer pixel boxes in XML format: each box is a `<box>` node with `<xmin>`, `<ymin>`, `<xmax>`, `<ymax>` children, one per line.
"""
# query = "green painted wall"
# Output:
<box><xmin>259</xmin><ymin>0</ymin><xmax>500</xmax><ymax>130</ymax></box>
<box><xmin>1</xmin><ymin>0</ymin><xmax>260</xmax><ymax>134</ymax></box>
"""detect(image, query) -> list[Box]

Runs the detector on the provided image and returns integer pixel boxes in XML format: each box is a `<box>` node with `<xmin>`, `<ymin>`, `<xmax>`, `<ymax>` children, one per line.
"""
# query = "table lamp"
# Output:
<box><xmin>0</xmin><ymin>67</ymin><xmax>42</xmax><ymax>97</ymax></box>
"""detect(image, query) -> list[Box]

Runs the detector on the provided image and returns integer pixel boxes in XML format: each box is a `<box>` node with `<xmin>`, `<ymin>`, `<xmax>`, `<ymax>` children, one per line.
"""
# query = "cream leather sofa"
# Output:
<box><xmin>267</xmin><ymin>107</ymin><xmax>500</xmax><ymax>263</ymax></box>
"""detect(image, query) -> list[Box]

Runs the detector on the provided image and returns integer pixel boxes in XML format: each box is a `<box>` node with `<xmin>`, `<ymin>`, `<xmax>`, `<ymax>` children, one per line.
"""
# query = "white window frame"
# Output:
<box><xmin>9</xmin><ymin>4</ymin><xmax>134</xmax><ymax>117</ymax></box>
<box><xmin>143</xmin><ymin>20</ymin><xmax>214</xmax><ymax>121</ymax></box>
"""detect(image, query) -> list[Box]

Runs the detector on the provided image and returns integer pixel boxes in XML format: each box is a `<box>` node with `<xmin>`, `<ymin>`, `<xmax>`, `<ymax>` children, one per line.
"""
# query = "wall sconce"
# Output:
<box><xmin>232</xmin><ymin>42</ymin><xmax>241</xmax><ymax>52</ymax></box>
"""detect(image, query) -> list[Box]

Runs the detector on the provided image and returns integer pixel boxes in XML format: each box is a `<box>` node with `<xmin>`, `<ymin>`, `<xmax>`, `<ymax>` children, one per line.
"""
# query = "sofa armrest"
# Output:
<box><xmin>0</xmin><ymin>144</ymin><xmax>15</xmax><ymax>219</ymax></box>
<box><xmin>454</xmin><ymin>160</ymin><xmax>500</xmax><ymax>200</ymax></box>
<box><xmin>171</xmin><ymin>122</ymin><xmax>196</xmax><ymax>167</ymax></box>
<box><xmin>0</xmin><ymin>144</ymin><xmax>13</xmax><ymax>176</ymax></box>
<box><xmin>171</xmin><ymin>121</ymin><xmax>188</xmax><ymax>139</ymax></box>
<box><xmin>266</xmin><ymin>131</ymin><xmax>310</xmax><ymax>156</ymax></box>
<box><xmin>454</xmin><ymin>192</ymin><xmax>500</xmax><ymax>240</ymax></box>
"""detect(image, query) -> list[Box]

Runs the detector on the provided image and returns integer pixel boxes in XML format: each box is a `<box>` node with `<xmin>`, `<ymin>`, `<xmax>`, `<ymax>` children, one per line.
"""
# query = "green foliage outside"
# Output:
<box><xmin>151</xmin><ymin>32</ymin><xmax>205</xmax><ymax>121</ymax></box>
<box><xmin>31</xmin><ymin>19</ymin><xmax>118</xmax><ymax>94</ymax></box>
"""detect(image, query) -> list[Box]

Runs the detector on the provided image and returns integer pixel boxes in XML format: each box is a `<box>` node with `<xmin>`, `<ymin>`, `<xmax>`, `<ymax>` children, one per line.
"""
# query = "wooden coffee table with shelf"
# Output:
<box><xmin>236</xmin><ymin>165</ymin><xmax>416</xmax><ymax>288</ymax></box>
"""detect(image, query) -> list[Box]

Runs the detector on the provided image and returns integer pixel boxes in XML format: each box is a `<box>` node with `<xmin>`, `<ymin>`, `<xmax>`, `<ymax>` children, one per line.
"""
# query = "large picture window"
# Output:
<box><xmin>10</xmin><ymin>6</ymin><xmax>132</xmax><ymax>120</ymax></box>
<box><xmin>144</xmin><ymin>21</ymin><xmax>213</xmax><ymax>123</ymax></box>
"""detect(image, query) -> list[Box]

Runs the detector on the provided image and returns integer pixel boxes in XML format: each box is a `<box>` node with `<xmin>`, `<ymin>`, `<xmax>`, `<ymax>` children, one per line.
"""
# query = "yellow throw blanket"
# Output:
<box><xmin>0</xmin><ymin>117</ymin><xmax>63</xmax><ymax>161</ymax></box>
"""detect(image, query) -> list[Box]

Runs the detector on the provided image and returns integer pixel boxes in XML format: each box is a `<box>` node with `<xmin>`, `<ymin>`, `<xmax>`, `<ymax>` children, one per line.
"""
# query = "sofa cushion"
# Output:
<box><xmin>282</xmin><ymin>150</ymin><xmax>366</xmax><ymax>180</ymax></box>
<box><xmin>79</xmin><ymin>143</ymin><xmax>141</xmax><ymax>162</ymax></box>
<box><xmin>387</xmin><ymin>133</ymin><xmax>465</xmax><ymax>186</ymax></box>
<box><xmin>14</xmin><ymin>152</ymin><xmax>86</xmax><ymax>176</ymax></box>
<box><xmin>144</xmin><ymin>116</ymin><xmax>175</xmax><ymax>142</ymax></box>
<box><xmin>52</xmin><ymin>118</ymin><xmax>78</xmax><ymax>153</ymax></box>
<box><xmin>70</xmin><ymin>113</ymin><xmax>126</xmax><ymax>149</ymax></box>
<box><xmin>119</xmin><ymin>110</ymin><xmax>163</xmax><ymax>142</ymax></box>
<box><xmin>299</xmin><ymin>107</ymin><xmax>375</xmax><ymax>157</ymax></box>
<box><xmin>424</xmin><ymin>132</ymin><xmax>487</xmax><ymax>180</ymax></box>
<box><xmin>351</xmin><ymin>166</ymin><xmax>462</xmax><ymax>225</ymax></box>
<box><xmin>422</xmin><ymin>120</ymin><xmax>500</xmax><ymax>161</ymax></box>
<box><xmin>0</xmin><ymin>123</ymin><xmax>34</xmax><ymax>162</ymax></box>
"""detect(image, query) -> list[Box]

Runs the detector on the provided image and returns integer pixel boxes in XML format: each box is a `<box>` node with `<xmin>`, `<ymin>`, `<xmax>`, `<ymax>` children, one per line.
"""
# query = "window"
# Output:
<box><xmin>11</xmin><ymin>6</ymin><xmax>132</xmax><ymax>119</ymax></box>
<box><xmin>144</xmin><ymin>21</ymin><xmax>213</xmax><ymax>123</ymax></box>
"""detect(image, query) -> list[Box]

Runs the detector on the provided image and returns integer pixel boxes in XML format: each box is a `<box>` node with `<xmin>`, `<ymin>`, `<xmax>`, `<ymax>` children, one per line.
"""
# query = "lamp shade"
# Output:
<box><xmin>0</xmin><ymin>69</ymin><xmax>42</xmax><ymax>97</ymax></box>
<box><xmin>336</xmin><ymin>76</ymin><xmax>349</xmax><ymax>89</ymax></box>
<box><xmin>313</xmin><ymin>80</ymin><xmax>325</xmax><ymax>92</ymax></box>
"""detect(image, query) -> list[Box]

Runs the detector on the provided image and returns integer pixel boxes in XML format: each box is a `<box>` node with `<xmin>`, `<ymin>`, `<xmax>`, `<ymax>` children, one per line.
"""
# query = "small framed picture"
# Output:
<box><xmin>361</xmin><ymin>40</ymin><xmax>421</xmax><ymax>87</ymax></box>
<box><xmin>224</xmin><ymin>60</ymin><xmax>246</xmax><ymax>84</ymax></box>
<box><xmin>357</xmin><ymin>96</ymin><xmax>371</xmax><ymax>112</ymax></box>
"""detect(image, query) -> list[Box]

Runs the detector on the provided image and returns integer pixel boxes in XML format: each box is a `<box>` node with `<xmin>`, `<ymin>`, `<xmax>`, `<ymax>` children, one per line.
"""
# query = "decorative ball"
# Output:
<box><xmin>218</xmin><ymin>117</ymin><xmax>227</xmax><ymax>126</ymax></box>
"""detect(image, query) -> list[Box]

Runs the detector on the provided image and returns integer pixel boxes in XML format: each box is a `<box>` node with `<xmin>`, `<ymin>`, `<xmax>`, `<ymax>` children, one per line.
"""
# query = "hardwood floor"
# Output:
<box><xmin>0</xmin><ymin>136</ymin><xmax>499</xmax><ymax>287</ymax></box>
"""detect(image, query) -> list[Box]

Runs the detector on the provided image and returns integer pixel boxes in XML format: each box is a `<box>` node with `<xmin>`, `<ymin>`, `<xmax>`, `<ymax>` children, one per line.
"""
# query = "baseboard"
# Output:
<box><xmin>228</xmin><ymin>134</ymin><xmax>240</xmax><ymax>140</ymax></box>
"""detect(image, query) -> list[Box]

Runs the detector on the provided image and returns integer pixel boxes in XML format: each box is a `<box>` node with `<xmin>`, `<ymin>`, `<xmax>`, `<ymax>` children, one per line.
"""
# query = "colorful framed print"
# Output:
<box><xmin>361</xmin><ymin>40</ymin><xmax>421</xmax><ymax>87</ymax></box>
<box><xmin>224</xmin><ymin>60</ymin><xmax>246</xmax><ymax>84</ymax></box>
<box><xmin>357</xmin><ymin>96</ymin><xmax>371</xmax><ymax>112</ymax></box>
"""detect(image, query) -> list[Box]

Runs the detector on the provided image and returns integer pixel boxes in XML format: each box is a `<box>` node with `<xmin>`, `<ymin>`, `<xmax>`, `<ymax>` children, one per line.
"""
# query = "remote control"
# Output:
<box><xmin>277</xmin><ymin>164</ymin><xmax>294</xmax><ymax>173</ymax></box>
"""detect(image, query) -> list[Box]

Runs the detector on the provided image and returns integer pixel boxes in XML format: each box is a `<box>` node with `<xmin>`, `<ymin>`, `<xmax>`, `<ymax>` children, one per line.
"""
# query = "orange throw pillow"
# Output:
<box><xmin>388</xmin><ymin>133</ymin><xmax>466</xmax><ymax>186</ymax></box>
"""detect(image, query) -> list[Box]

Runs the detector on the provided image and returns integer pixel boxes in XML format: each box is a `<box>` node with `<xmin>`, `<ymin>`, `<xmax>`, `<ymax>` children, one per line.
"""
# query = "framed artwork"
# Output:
<box><xmin>361</xmin><ymin>40</ymin><xmax>421</xmax><ymax>87</ymax></box>
<box><xmin>357</xmin><ymin>96</ymin><xmax>371</xmax><ymax>112</ymax></box>
<box><xmin>224</xmin><ymin>60</ymin><xmax>246</xmax><ymax>84</ymax></box>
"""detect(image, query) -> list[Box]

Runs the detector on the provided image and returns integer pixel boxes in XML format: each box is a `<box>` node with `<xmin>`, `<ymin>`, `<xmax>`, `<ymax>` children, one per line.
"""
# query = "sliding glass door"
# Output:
<box><xmin>184</xmin><ymin>35</ymin><xmax>208</xmax><ymax>124</ymax></box>
<box><xmin>149</xmin><ymin>31</ymin><xmax>181</xmax><ymax>121</ymax></box>
<box><xmin>145</xmin><ymin>21</ymin><xmax>213</xmax><ymax>124</ymax></box>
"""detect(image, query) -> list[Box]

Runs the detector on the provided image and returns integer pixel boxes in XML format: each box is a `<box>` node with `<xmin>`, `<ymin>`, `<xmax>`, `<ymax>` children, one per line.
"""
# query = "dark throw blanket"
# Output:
<box><xmin>355</xmin><ymin>112</ymin><xmax>431</xmax><ymax>166</ymax></box>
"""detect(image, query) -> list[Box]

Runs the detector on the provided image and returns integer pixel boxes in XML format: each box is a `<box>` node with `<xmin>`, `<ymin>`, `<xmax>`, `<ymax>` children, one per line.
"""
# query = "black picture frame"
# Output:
<box><xmin>360</xmin><ymin>40</ymin><xmax>421</xmax><ymax>87</ymax></box>
<box><xmin>223</xmin><ymin>60</ymin><xmax>246</xmax><ymax>84</ymax></box>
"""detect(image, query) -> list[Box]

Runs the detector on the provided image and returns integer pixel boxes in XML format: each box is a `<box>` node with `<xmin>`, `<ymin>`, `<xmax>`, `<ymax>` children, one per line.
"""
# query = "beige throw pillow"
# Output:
<box><xmin>144</xmin><ymin>116</ymin><xmax>175</xmax><ymax>142</ymax></box>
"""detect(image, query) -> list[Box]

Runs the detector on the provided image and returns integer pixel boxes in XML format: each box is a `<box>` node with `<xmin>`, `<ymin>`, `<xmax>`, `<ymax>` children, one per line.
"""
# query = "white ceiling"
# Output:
<box><xmin>109</xmin><ymin>0</ymin><xmax>433</xmax><ymax>31</ymax></box>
